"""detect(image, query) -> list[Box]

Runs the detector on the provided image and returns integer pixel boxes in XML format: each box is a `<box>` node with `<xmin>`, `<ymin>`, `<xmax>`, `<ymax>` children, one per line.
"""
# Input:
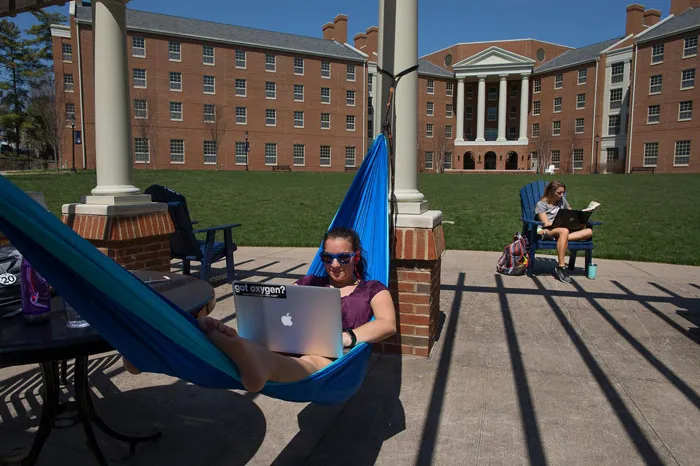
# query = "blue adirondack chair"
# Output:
<box><xmin>145</xmin><ymin>184</ymin><xmax>240</xmax><ymax>283</ymax></box>
<box><xmin>520</xmin><ymin>181</ymin><xmax>601</xmax><ymax>277</ymax></box>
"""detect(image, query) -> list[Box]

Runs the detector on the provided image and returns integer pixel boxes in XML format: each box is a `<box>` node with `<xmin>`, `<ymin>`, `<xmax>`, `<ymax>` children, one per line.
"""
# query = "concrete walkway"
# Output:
<box><xmin>2</xmin><ymin>248</ymin><xmax>699</xmax><ymax>465</ymax></box>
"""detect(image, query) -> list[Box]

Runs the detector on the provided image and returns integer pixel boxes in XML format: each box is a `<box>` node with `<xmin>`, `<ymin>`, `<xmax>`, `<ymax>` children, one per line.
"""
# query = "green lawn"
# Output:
<box><xmin>7</xmin><ymin>170</ymin><xmax>700</xmax><ymax>266</ymax></box>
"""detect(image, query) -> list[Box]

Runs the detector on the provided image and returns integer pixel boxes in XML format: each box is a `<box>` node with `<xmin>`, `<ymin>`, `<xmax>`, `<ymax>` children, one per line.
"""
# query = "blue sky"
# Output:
<box><xmin>11</xmin><ymin>0</ymin><xmax>671</xmax><ymax>55</ymax></box>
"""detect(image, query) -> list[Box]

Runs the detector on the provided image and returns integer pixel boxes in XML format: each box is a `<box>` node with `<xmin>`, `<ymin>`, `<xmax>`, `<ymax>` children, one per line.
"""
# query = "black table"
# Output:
<box><xmin>0</xmin><ymin>270</ymin><xmax>215</xmax><ymax>466</ymax></box>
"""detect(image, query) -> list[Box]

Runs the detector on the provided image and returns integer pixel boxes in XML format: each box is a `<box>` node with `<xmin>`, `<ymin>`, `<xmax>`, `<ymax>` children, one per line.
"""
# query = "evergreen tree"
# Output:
<box><xmin>27</xmin><ymin>10</ymin><xmax>69</xmax><ymax>64</ymax></box>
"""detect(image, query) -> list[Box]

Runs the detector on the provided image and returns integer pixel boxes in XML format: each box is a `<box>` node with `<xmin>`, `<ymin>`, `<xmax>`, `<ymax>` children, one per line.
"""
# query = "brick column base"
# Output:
<box><xmin>376</xmin><ymin>224</ymin><xmax>445</xmax><ymax>357</ymax></box>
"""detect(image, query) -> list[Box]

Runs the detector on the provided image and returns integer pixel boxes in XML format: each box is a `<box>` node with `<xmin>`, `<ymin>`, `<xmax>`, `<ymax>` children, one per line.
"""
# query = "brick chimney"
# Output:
<box><xmin>625</xmin><ymin>4</ymin><xmax>645</xmax><ymax>36</ymax></box>
<box><xmin>333</xmin><ymin>14</ymin><xmax>348</xmax><ymax>44</ymax></box>
<box><xmin>643</xmin><ymin>8</ymin><xmax>661</xmax><ymax>26</ymax></box>
<box><xmin>354</xmin><ymin>32</ymin><xmax>367</xmax><ymax>51</ymax></box>
<box><xmin>365</xmin><ymin>26</ymin><xmax>379</xmax><ymax>58</ymax></box>
<box><xmin>670</xmin><ymin>0</ymin><xmax>700</xmax><ymax>15</ymax></box>
<box><xmin>322</xmin><ymin>22</ymin><xmax>335</xmax><ymax>41</ymax></box>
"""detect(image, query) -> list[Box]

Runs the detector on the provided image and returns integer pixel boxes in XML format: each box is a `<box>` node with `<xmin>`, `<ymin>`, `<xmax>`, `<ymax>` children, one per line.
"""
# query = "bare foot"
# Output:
<box><xmin>198</xmin><ymin>316</ymin><xmax>270</xmax><ymax>392</ymax></box>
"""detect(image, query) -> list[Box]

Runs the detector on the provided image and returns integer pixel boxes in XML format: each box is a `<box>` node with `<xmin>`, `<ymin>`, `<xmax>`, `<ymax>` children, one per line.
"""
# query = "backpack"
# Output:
<box><xmin>496</xmin><ymin>233</ymin><xmax>529</xmax><ymax>276</ymax></box>
<box><xmin>0</xmin><ymin>245</ymin><xmax>22</xmax><ymax>315</ymax></box>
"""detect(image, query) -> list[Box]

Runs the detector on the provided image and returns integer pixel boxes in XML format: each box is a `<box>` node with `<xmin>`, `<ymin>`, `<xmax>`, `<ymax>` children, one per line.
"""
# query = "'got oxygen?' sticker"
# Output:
<box><xmin>233</xmin><ymin>282</ymin><xmax>287</xmax><ymax>299</ymax></box>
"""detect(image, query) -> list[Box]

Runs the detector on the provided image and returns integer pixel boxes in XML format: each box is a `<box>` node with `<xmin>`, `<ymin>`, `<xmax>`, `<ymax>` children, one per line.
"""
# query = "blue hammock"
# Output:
<box><xmin>0</xmin><ymin>135</ymin><xmax>389</xmax><ymax>405</ymax></box>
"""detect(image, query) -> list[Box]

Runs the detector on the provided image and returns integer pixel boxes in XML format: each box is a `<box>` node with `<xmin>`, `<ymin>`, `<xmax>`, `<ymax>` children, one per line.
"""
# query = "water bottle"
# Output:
<box><xmin>20</xmin><ymin>259</ymin><xmax>52</xmax><ymax>323</ymax></box>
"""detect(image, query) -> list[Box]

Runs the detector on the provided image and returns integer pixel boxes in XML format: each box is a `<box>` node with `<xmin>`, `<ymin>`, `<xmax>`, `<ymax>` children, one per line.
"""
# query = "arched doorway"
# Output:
<box><xmin>506</xmin><ymin>151</ymin><xmax>518</xmax><ymax>170</ymax></box>
<box><xmin>463</xmin><ymin>151</ymin><xmax>475</xmax><ymax>170</ymax></box>
<box><xmin>484</xmin><ymin>151</ymin><xmax>497</xmax><ymax>170</ymax></box>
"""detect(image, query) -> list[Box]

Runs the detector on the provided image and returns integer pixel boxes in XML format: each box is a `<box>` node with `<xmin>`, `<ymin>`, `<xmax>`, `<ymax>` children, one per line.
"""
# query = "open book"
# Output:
<box><xmin>582</xmin><ymin>201</ymin><xmax>600</xmax><ymax>212</ymax></box>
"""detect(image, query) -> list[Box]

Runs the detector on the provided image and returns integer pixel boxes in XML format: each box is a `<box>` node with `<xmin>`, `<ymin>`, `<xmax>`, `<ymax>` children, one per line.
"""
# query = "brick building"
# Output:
<box><xmin>51</xmin><ymin>0</ymin><xmax>699</xmax><ymax>174</ymax></box>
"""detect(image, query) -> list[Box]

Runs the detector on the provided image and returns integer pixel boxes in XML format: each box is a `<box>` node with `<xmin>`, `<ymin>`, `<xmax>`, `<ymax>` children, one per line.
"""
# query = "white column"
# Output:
<box><xmin>476</xmin><ymin>75</ymin><xmax>486</xmax><ymax>142</ymax></box>
<box><xmin>88</xmin><ymin>0</ymin><xmax>146</xmax><ymax>203</ymax></box>
<box><xmin>497</xmin><ymin>74</ymin><xmax>508</xmax><ymax>142</ymax></box>
<box><xmin>456</xmin><ymin>78</ymin><xmax>465</xmax><ymax>142</ymax></box>
<box><xmin>519</xmin><ymin>73</ymin><xmax>530</xmax><ymax>143</ymax></box>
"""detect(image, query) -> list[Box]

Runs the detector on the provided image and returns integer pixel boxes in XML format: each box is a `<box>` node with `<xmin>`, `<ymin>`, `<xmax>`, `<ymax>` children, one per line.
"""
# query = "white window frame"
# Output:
<box><xmin>487</xmin><ymin>107</ymin><xmax>497</xmax><ymax>121</ymax></box>
<box><xmin>651</xmin><ymin>44</ymin><xmax>664</xmax><ymax>64</ymax></box>
<box><xmin>264</xmin><ymin>143</ymin><xmax>277</xmax><ymax>166</ymax></box>
<box><xmin>346</xmin><ymin>115</ymin><xmax>355</xmax><ymax>131</ymax></box>
<box><xmin>346</xmin><ymin>90</ymin><xmax>356</xmax><ymax>106</ymax></box>
<box><xmin>235</xmin><ymin>106</ymin><xmax>247</xmax><ymax>125</ymax></box>
<box><xmin>294</xmin><ymin>110</ymin><xmax>304</xmax><ymax>128</ymax></box>
<box><xmin>202</xmin><ymin>45</ymin><xmax>215</xmax><ymax>65</ymax></box>
<box><xmin>551</xmin><ymin>149</ymin><xmax>561</xmax><ymax>168</ymax></box>
<box><xmin>134</xmin><ymin>137</ymin><xmax>149</xmax><ymax>163</ymax></box>
<box><xmin>532</xmin><ymin>101</ymin><xmax>540</xmax><ymax>116</ymax></box>
<box><xmin>683</xmin><ymin>36</ymin><xmax>698</xmax><ymax>58</ymax></box>
<box><xmin>168</xmin><ymin>41</ymin><xmax>181</xmax><ymax>62</ymax></box>
<box><xmin>445</xmin><ymin>125</ymin><xmax>453</xmax><ymax>139</ymax></box>
<box><xmin>573</xmin><ymin>149</ymin><xmax>584</xmax><ymax>170</ymax></box>
<box><xmin>533</xmin><ymin>78</ymin><xmax>541</xmax><ymax>93</ymax></box>
<box><xmin>133</xmin><ymin>69</ymin><xmax>146</xmax><ymax>88</ymax></box>
<box><xmin>425</xmin><ymin>151</ymin><xmax>434</xmax><ymax>170</ymax></box>
<box><xmin>643</xmin><ymin>142</ymin><xmax>658</xmax><ymax>167</ymax></box>
<box><xmin>265</xmin><ymin>81</ymin><xmax>276</xmax><ymax>99</ymax></box>
<box><xmin>321</xmin><ymin>87</ymin><xmax>330</xmax><ymax>104</ymax></box>
<box><xmin>576</xmin><ymin>93</ymin><xmax>586</xmax><ymax>109</ymax></box>
<box><xmin>427</xmin><ymin>79</ymin><xmax>434</xmax><ymax>95</ymax></box>
<box><xmin>552</xmin><ymin>121</ymin><xmax>561</xmax><ymax>136</ymax></box>
<box><xmin>578</xmin><ymin>69</ymin><xmax>587</xmax><ymax>85</ymax></box>
<box><xmin>554</xmin><ymin>73</ymin><xmax>563</xmax><ymax>89</ymax></box>
<box><xmin>649</xmin><ymin>75</ymin><xmax>662</xmax><ymax>94</ymax></box>
<box><xmin>235</xmin><ymin>50</ymin><xmax>246</xmax><ymax>69</ymax></box>
<box><xmin>170</xmin><ymin>139</ymin><xmax>185</xmax><ymax>164</ymax></box>
<box><xmin>553</xmin><ymin>97</ymin><xmax>562</xmax><ymax>113</ymax></box>
<box><xmin>674</xmin><ymin>140</ymin><xmax>690</xmax><ymax>166</ymax></box>
<box><xmin>203</xmin><ymin>75</ymin><xmax>215</xmax><ymax>94</ymax></box>
<box><xmin>444</xmin><ymin>152</ymin><xmax>452</xmax><ymax>169</ymax></box>
<box><xmin>203</xmin><ymin>140</ymin><xmax>217</xmax><ymax>165</ymax></box>
<box><xmin>611</xmin><ymin>62</ymin><xmax>624</xmax><ymax>84</ymax></box>
<box><xmin>134</xmin><ymin>99</ymin><xmax>147</xmax><ymax>119</ymax></box>
<box><xmin>203</xmin><ymin>104</ymin><xmax>215</xmax><ymax>123</ymax></box>
<box><xmin>132</xmin><ymin>37</ymin><xmax>145</xmax><ymax>58</ymax></box>
<box><xmin>65</xmin><ymin>103</ymin><xmax>76</xmax><ymax>121</ymax></box>
<box><xmin>265</xmin><ymin>54</ymin><xmax>276</xmax><ymax>72</ymax></box>
<box><xmin>532</xmin><ymin>123</ymin><xmax>540</xmax><ymax>138</ymax></box>
<box><xmin>235</xmin><ymin>79</ymin><xmax>246</xmax><ymax>97</ymax></box>
<box><xmin>426</xmin><ymin>101</ymin><xmax>434</xmax><ymax>116</ymax></box>
<box><xmin>294</xmin><ymin>57</ymin><xmax>304</xmax><ymax>75</ymax></box>
<box><xmin>446</xmin><ymin>82</ymin><xmax>453</xmax><ymax>96</ymax></box>
<box><xmin>62</xmin><ymin>43</ymin><xmax>72</xmax><ymax>62</ymax></box>
<box><xmin>321</xmin><ymin>61</ymin><xmax>331</xmax><ymax>79</ymax></box>
<box><xmin>609</xmin><ymin>88</ymin><xmax>622</xmax><ymax>110</ymax></box>
<box><xmin>678</xmin><ymin>101</ymin><xmax>693</xmax><ymax>121</ymax></box>
<box><xmin>487</xmin><ymin>88</ymin><xmax>498</xmax><ymax>101</ymax></box>
<box><xmin>321</xmin><ymin>113</ymin><xmax>330</xmax><ymax>130</ymax></box>
<box><xmin>608</xmin><ymin>115</ymin><xmax>621</xmax><ymax>135</ymax></box>
<box><xmin>169</xmin><ymin>101</ymin><xmax>183</xmax><ymax>121</ymax></box>
<box><xmin>680</xmin><ymin>69</ymin><xmax>695</xmax><ymax>90</ymax></box>
<box><xmin>446</xmin><ymin>104</ymin><xmax>453</xmax><ymax>118</ymax></box>
<box><xmin>647</xmin><ymin>105</ymin><xmax>660</xmax><ymax>124</ymax></box>
<box><xmin>426</xmin><ymin>123</ymin><xmax>434</xmax><ymax>138</ymax></box>
<box><xmin>235</xmin><ymin>141</ymin><xmax>247</xmax><ymax>165</ymax></box>
<box><xmin>169</xmin><ymin>72</ymin><xmax>182</xmax><ymax>92</ymax></box>
<box><xmin>345</xmin><ymin>146</ymin><xmax>356</xmax><ymax>168</ymax></box>
<box><xmin>466</xmin><ymin>85</ymin><xmax>474</xmax><ymax>99</ymax></box>
<box><xmin>63</xmin><ymin>73</ymin><xmax>74</xmax><ymax>92</ymax></box>
<box><xmin>294</xmin><ymin>84</ymin><xmax>304</xmax><ymax>102</ymax></box>
<box><xmin>293</xmin><ymin>144</ymin><xmax>305</xmax><ymax>166</ymax></box>
<box><xmin>346</xmin><ymin>64</ymin><xmax>355</xmax><ymax>81</ymax></box>
<box><xmin>265</xmin><ymin>109</ymin><xmax>276</xmax><ymax>126</ymax></box>
<box><xmin>575</xmin><ymin>118</ymin><xmax>584</xmax><ymax>134</ymax></box>
<box><xmin>320</xmin><ymin>145</ymin><xmax>331</xmax><ymax>167</ymax></box>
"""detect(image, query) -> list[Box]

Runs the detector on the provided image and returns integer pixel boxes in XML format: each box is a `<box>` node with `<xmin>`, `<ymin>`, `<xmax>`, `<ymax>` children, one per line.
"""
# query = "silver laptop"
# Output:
<box><xmin>233</xmin><ymin>281</ymin><xmax>344</xmax><ymax>359</ymax></box>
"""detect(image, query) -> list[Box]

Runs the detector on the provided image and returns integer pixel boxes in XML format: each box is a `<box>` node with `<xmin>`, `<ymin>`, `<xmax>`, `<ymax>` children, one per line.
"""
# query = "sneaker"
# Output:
<box><xmin>554</xmin><ymin>266</ymin><xmax>572</xmax><ymax>284</ymax></box>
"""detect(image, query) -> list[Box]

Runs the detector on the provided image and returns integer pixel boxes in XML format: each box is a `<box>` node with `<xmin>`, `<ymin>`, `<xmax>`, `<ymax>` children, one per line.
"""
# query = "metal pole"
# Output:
<box><xmin>245</xmin><ymin>131</ymin><xmax>249</xmax><ymax>171</ymax></box>
<box><xmin>71</xmin><ymin>122</ymin><xmax>76</xmax><ymax>173</ymax></box>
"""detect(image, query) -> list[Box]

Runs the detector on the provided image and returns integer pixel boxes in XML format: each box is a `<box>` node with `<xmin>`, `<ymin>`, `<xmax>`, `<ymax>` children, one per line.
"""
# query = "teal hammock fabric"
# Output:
<box><xmin>0</xmin><ymin>135</ymin><xmax>389</xmax><ymax>405</ymax></box>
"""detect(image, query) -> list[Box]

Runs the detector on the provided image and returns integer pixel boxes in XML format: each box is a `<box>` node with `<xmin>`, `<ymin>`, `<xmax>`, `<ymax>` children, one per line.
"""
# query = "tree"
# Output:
<box><xmin>531</xmin><ymin>129</ymin><xmax>552</xmax><ymax>174</ymax></box>
<box><xmin>432</xmin><ymin>126</ymin><xmax>451</xmax><ymax>173</ymax></box>
<box><xmin>27</xmin><ymin>76</ymin><xmax>66</xmax><ymax>170</ymax></box>
<box><xmin>27</xmin><ymin>11</ymin><xmax>69</xmax><ymax>64</ymax></box>
<box><xmin>133</xmin><ymin>94</ymin><xmax>159</xmax><ymax>169</ymax></box>
<box><xmin>206</xmin><ymin>104</ymin><xmax>227</xmax><ymax>169</ymax></box>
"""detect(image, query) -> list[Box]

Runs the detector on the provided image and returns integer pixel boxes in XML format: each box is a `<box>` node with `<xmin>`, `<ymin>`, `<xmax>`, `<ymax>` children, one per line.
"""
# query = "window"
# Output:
<box><xmin>684</xmin><ymin>36</ymin><xmax>698</xmax><ymax>58</ymax></box>
<box><xmin>235</xmin><ymin>142</ymin><xmax>247</xmax><ymax>165</ymax></box>
<box><xmin>134</xmin><ymin>138</ymin><xmax>149</xmax><ymax>163</ymax></box>
<box><xmin>347</xmin><ymin>90</ymin><xmax>356</xmax><ymax>106</ymax></box>
<box><xmin>235</xmin><ymin>79</ymin><xmax>246</xmax><ymax>97</ymax></box>
<box><xmin>532</xmin><ymin>123</ymin><xmax>540</xmax><ymax>137</ymax></box>
<box><xmin>488</xmin><ymin>88</ymin><xmax>498</xmax><ymax>101</ymax></box>
<box><xmin>265</xmin><ymin>109</ymin><xmax>276</xmax><ymax>126</ymax></box>
<box><xmin>426</xmin><ymin>102</ymin><xmax>434</xmax><ymax>116</ymax></box>
<box><xmin>606</xmin><ymin>147</ymin><xmax>619</xmax><ymax>163</ymax></box>
<box><xmin>575</xmin><ymin>118</ymin><xmax>584</xmax><ymax>133</ymax></box>
<box><xmin>466</xmin><ymin>127</ymin><xmax>473</xmax><ymax>139</ymax></box>
<box><xmin>235</xmin><ymin>50</ymin><xmax>246</xmax><ymax>68</ymax></box>
<box><xmin>647</xmin><ymin>105</ymin><xmax>660</xmax><ymax>124</ymax></box>
<box><xmin>552</xmin><ymin>121</ymin><xmax>561</xmax><ymax>136</ymax></box>
<box><xmin>573</xmin><ymin>149</ymin><xmax>584</xmax><ymax>169</ymax></box>
<box><xmin>235</xmin><ymin>106</ymin><xmax>247</xmax><ymax>124</ymax></box>
<box><xmin>611</xmin><ymin>62</ymin><xmax>624</xmax><ymax>84</ymax></box>
<box><xmin>294</xmin><ymin>110</ymin><xmax>304</xmax><ymax>128</ymax></box>
<box><xmin>509</xmin><ymin>105</ymin><xmax>517</xmax><ymax>119</ymax></box>
<box><xmin>487</xmin><ymin>107</ymin><xmax>497</xmax><ymax>121</ymax></box>
<box><xmin>679</xmin><ymin>101</ymin><xmax>693</xmax><ymax>120</ymax></box>
<box><xmin>320</xmin><ymin>145</ymin><xmax>331</xmax><ymax>167</ymax></box>
<box><xmin>62</xmin><ymin>43</ymin><xmax>72</xmax><ymax>62</ymax></box>
<box><xmin>466</xmin><ymin>106</ymin><xmax>473</xmax><ymax>120</ymax></box>
<box><xmin>608</xmin><ymin>115</ymin><xmax>621</xmax><ymax>135</ymax></box>
<box><xmin>169</xmin><ymin>102</ymin><xmax>183</xmax><ymax>120</ymax></box>
<box><xmin>63</xmin><ymin>73</ymin><xmax>74</xmax><ymax>92</ymax></box>
<box><xmin>345</xmin><ymin>146</ymin><xmax>356</xmax><ymax>167</ymax></box>
<box><xmin>427</xmin><ymin>79</ymin><xmax>434</xmax><ymax>94</ymax></box>
<box><xmin>346</xmin><ymin>64</ymin><xmax>355</xmax><ymax>81</ymax></box>
<box><xmin>133</xmin><ymin>69</ymin><xmax>146</xmax><ymax>88</ymax></box>
<box><xmin>446</xmin><ymin>104</ymin><xmax>453</xmax><ymax>118</ymax></box>
<box><xmin>652</xmin><ymin>44</ymin><xmax>664</xmax><ymax>64</ymax></box>
<box><xmin>554</xmin><ymin>73</ymin><xmax>563</xmax><ymax>89</ymax></box>
<box><xmin>204</xmin><ymin>140</ymin><xmax>217</xmax><ymax>164</ymax></box>
<box><xmin>294</xmin><ymin>84</ymin><xmax>304</xmax><ymax>102</ymax></box>
<box><xmin>444</xmin><ymin>152</ymin><xmax>452</xmax><ymax>169</ymax></box>
<box><xmin>265</xmin><ymin>82</ymin><xmax>276</xmax><ymax>99</ymax></box>
<box><xmin>321</xmin><ymin>61</ymin><xmax>330</xmax><ymax>78</ymax></box>
<box><xmin>265</xmin><ymin>54</ymin><xmax>276</xmax><ymax>72</ymax></box>
<box><xmin>321</xmin><ymin>113</ymin><xmax>330</xmax><ymax>129</ymax></box>
<box><xmin>650</xmin><ymin>75</ymin><xmax>662</xmax><ymax>94</ymax></box>
<box><xmin>533</xmin><ymin>78</ymin><xmax>541</xmax><ymax>93</ymax></box>
<box><xmin>132</xmin><ymin>37</ymin><xmax>145</xmax><ymax>57</ymax></box>
<box><xmin>134</xmin><ymin>100</ymin><xmax>147</xmax><ymax>119</ymax></box>
<box><xmin>426</xmin><ymin>123</ymin><xmax>434</xmax><ymax>138</ymax></box>
<box><xmin>293</xmin><ymin>144</ymin><xmax>305</xmax><ymax>166</ymax></box>
<box><xmin>446</xmin><ymin>82</ymin><xmax>453</xmax><ymax>96</ymax></box>
<box><xmin>169</xmin><ymin>72</ymin><xmax>182</xmax><ymax>91</ymax></box>
<box><xmin>578</xmin><ymin>69</ymin><xmax>587</xmax><ymax>85</ymax></box>
<box><xmin>445</xmin><ymin>125</ymin><xmax>452</xmax><ymax>138</ymax></box>
<box><xmin>66</xmin><ymin>103</ymin><xmax>75</xmax><ymax>121</ymax></box>
<box><xmin>203</xmin><ymin>104</ymin><xmax>215</xmax><ymax>123</ymax></box>
<box><xmin>553</xmin><ymin>97</ymin><xmax>562</xmax><ymax>112</ymax></box>
<box><xmin>368</xmin><ymin>73</ymin><xmax>373</xmax><ymax>93</ymax></box>
<box><xmin>168</xmin><ymin>42</ymin><xmax>181</xmax><ymax>61</ymax></box>
<box><xmin>681</xmin><ymin>69</ymin><xmax>695</xmax><ymax>89</ymax></box>
<box><xmin>466</xmin><ymin>85</ymin><xmax>473</xmax><ymax>99</ymax></box>
<box><xmin>264</xmin><ymin>143</ymin><xmax>277</xmax><ymax>165</ymax></box>
<box><xmin>551</xmin><ymin>149</ymin><xmax>561</xmax><ymax>168</ymax></box>
<box><xmin>203</xmin><ymin>75</ymin><xmax>215</xmax><ymax>94</ymax></box>
<box><xmin>424</xmin><ymin>151</ymin><xmax>434</xmax><ymax>170</ymax></box>
<box><xmin>674</xmin><ymin>140</ymin><xmax>691</xmax><ymax>166</ymax></box>
<box><xmin>533</xmin><ymin>101</ymin><xmax>540</xmax><ymax>116</ymax></box>
<box><xmin>170</xmin><ymin>139</ymin><xmax>184</xmax><ymax>163</ymax></box>
<box><xmin>346</xmin><ymin>115</ymin><xmax>355</xmax><ymax>131</ymax></box>
<box><xmin>510</xmin><ymin>84</ymin><xmax>517</xmax><ymax>98</ymax></box>
<box><xmin>294</xmin><ymin>57</ymin><xmax>304</xmax><ymax>75</ymax></box>
<box><xmin>321</xmin><ymin>87</ymin><xmax>330</xmax><ymax>104</ymax></box>
<box><xmin>576</xmin><ymin>93</ymin><xmax>586</xmax><ymax>109</ymax></box>
<box><xmin>203</xmin><ymin>45</ymin><xmax>214</xmax><ymax>65</ymax></box>
<box><xmin>609</xmin><ymin>88</ymin><xmax>622</xmax><ymax>109</ymax></box>
<box><xmin>643</xmin><ymin>142</ymin><xmax>658</xmax><ymax>166</ymax></box>
<box><xmin>508</xmin><ymin>126</ymin><xmax>517</xmax><ymax>138</ymax></box>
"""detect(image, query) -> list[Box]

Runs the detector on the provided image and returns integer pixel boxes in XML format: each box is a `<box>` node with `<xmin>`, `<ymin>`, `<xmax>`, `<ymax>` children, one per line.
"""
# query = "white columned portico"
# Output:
<box><xmin>476</xmin><ymin>76</ymin><xmax>486</xmax><ymax>142</ymax></box>
<box><xmin>519</xmin><ymin>73</ymin><xmax>530</xmax><ymax>143</ymax></box>
<box><xmin>456</xmin><ymin>78</ymin><xmax>465</xmax><ymax>142</ymax></box>
<box><xmin>497</xmin><ymin>75</ymin><xmax>508</xmax><ymax>142</ymax></box>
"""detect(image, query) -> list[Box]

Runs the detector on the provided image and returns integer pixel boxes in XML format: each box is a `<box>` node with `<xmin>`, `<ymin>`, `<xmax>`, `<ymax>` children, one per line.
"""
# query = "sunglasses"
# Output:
<box><xmin>320</xmin><ymin>252</ymin><xmax>356</xmax><ymax>265</ymax></box>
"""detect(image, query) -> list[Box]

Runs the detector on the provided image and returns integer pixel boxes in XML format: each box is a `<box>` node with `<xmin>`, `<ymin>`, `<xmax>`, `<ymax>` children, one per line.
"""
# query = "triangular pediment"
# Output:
<box><xmin>453</xmin><ymin>46</ymin><xmax>535</xmax><ymax>69</ymax></box>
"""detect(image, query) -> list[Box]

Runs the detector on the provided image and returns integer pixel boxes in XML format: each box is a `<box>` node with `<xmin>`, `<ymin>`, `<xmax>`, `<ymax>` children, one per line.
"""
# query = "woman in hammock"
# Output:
<box><xmin>197</xmin><ymin>226</ymin><xmax>396</xmax><ymax>392</ymax></box>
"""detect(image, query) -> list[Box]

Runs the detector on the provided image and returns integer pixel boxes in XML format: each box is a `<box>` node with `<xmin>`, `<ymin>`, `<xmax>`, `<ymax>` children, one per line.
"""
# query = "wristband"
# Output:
<box><xmin>345</xmin><ymin>329</ymin><xmax>357</xmax><ymax>348</ymax></box>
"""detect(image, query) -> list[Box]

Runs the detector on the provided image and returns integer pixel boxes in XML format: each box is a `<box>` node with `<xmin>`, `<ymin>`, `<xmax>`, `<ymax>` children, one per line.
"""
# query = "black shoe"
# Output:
<box><xmin>554</xmin><ymin>266</ymin><xmax>572</xmax><ymax>284</ymax></box>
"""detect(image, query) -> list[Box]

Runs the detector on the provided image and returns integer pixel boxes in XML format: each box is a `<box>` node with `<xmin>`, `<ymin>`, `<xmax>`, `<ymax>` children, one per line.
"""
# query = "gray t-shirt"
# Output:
<box><xmin>535</xmin><ymin>198</ymin><xmax>571</xmax><ymax>224</ymax></box>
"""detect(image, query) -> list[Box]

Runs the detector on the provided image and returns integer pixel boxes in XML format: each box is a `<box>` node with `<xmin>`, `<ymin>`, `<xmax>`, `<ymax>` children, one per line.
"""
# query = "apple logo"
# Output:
<box><xmin>281</xmin><ymin>313</ymin><xmax>293</xmax><ymax>327</ymax></box>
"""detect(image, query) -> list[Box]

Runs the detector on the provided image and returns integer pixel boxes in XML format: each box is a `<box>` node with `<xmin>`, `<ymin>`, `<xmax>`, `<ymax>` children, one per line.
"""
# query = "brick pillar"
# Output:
<box><xmin>377</xmin><ymin>224</ymin><xmax>445</xmax><ymax>357</ymax></box>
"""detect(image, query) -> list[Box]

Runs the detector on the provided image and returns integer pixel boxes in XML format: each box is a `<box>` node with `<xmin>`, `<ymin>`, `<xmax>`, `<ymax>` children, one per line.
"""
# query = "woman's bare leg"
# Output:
<box><xmin>568</xmin><ymin>228</ymin><xmax>593</xmax><ymax>241</ymax></box>
<box><xmin>547</xmin><ymin>227</ymin><xmax>570</xmax><ymax>267</ymax></box>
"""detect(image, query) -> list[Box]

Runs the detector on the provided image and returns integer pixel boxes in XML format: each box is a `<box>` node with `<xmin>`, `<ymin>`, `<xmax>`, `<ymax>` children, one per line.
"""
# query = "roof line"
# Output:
<box><xmin>600</xmin><ymin>34</ymin><xmax>634</xmax><ymax>54</ymax></box>
<box><xmin>343</xmin><ymin>42</ymin><xmax>368</xmax><ymax>59</ymax></box>
<box><xmin>635</xmin><ymin>13</ymin><xmax>675</xmax><ymax>40</ymax></box>
<box><xmin>637</xmin><ymin>15</ymin><xmax>700</xmax><ymax>43</ymax></box>
<box><xmin>420</xmin><ymin>37</ymin><xmax>574</xmax><ymax>58</ymax></box>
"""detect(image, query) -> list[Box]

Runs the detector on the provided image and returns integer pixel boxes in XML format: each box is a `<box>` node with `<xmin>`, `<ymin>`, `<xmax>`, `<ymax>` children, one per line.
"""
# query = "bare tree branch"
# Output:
<box><xmin>28</xmin><ymin>77</ymin><xmax>66</xmax><ymax>171</ymax></box>
<box><xmin>207</xmin><ymin>104</ymin><xmax>227</xmax><ymax>168</ymax></box>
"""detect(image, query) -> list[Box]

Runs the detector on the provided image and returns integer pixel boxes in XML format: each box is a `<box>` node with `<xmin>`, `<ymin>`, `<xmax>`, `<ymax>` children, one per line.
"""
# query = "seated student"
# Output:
<box><xmin>535</xmin><ymin>180</ymin><xmax>593</xmax><ymax>284</ymax></box>
<box><xmin>197</xmin><ymin>226</ymin><xmax>396</xmax><ymax>392</ymax></box>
